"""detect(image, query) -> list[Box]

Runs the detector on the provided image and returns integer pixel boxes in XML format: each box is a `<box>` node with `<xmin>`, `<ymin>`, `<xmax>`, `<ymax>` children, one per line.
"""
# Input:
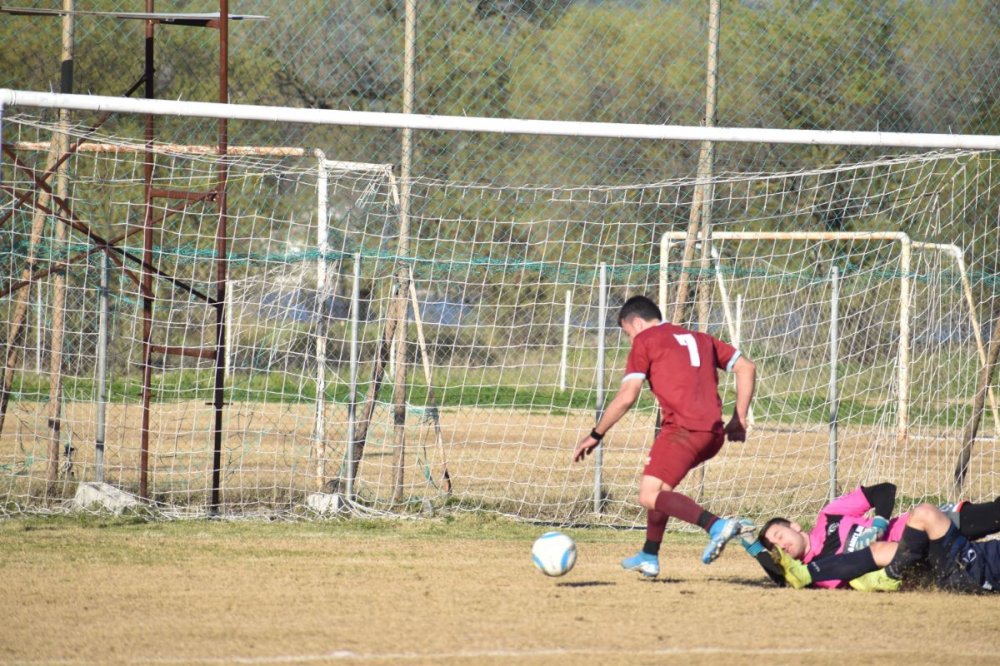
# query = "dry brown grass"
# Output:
<box><xmin>2</xmin><ymin>401</ymin><xmax>999</xmax><ymax>523</ymax></box>
<box><xmin>1</xmin><ymin>515</ymin><xmax>999</xmax><ymax>665</ymax></box>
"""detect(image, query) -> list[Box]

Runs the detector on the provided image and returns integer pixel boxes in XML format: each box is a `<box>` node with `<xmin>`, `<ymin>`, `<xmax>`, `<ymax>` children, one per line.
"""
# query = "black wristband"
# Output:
<box><xmin>590</xmin><ymin>429</ymin><xmax>604</xmax><ymax>441</ymax></box>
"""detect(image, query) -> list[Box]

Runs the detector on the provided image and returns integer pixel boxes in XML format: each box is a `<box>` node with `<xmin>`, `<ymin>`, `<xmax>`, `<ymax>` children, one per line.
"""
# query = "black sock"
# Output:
<box><xmin>696</xmin><ymin>511</ymin><xmax>716</xmax><ymax>531</ymax></box>
<box><xmin>957</xmin><ymin>498</ymin><xmax>1000</xmax><ymax>541</ymax></box>
<box><xmin>885</xmin><ymin>526</ymin><xmax>930</xmax><ymax>579</ymax></box>
<box><xmin>642</xmin><ymin>539</ymin><xmax>660</xmax><ymax>556</ymax></box>
<box><xmin>806</xmin><ymin>548</ymin><xmax>877</xmax><ymax>583</ymax></box>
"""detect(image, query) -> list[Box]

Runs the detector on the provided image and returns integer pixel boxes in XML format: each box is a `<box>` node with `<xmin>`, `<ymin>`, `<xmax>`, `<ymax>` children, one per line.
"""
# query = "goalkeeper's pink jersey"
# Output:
<box><xmin>803</xmin><ymin>486</ymin><xmax>908</xmax><ymax>589</ymax></box>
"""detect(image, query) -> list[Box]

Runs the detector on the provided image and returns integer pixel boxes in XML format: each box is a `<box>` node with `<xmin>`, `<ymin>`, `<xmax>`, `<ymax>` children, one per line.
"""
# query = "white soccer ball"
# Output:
<box><xmin>531</xmin><ymin>531</ymin><xmax>577</xmax><ymax>577</ymax></box>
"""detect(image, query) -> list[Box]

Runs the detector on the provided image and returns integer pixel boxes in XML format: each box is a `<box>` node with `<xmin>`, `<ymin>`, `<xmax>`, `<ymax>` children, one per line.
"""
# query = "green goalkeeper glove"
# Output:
<box><xmin>769</xmin><ymin>546</ymin><xmax>813</xmax><ymax>589</ymax></box>
<box><xmin>741</xmin><ymin>535</ymin><xmax>765</xmax><ymax>557</ymax></box>
<box><xmin>851</xmin><ymin>516</ymin><xmax>889</xmax><ymax>551</ymax></box>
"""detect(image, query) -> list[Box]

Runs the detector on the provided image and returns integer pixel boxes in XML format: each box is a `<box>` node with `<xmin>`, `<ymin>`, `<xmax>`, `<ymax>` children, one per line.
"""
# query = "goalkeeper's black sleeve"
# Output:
<box><xmin>807</xmin><ymin>548</ymin><xmax>878</xmax><ymax>583</ymax></box>
<box><xmin>861</xmin><ymin>482</ymin><xmax>896</xmax><ymax>519</ymax></box>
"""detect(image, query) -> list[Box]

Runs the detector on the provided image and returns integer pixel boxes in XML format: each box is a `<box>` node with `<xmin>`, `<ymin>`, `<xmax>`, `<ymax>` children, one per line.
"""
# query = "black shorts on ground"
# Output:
<box><xmin>926</xmin><ymin>524</ymin><xmax>1000</xmax><ymax>593</ymax></box>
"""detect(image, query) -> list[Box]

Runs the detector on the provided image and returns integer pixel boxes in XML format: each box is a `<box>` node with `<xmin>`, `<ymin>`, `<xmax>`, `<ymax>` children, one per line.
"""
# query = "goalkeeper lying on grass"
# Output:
<box><xmin>766</xmin><ymin>502</ymin><xmax>1000</xmax><ymax>593</ymax></box>
<box><xmin>740</xmin><ymin>482</ymin><xmax>1000</xmax><ymax>590</ymax></box>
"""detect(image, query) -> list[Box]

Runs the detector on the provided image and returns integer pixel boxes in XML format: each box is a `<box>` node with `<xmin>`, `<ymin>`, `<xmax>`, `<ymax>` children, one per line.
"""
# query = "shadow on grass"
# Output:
<box><xmin>725</xmin><ymin>576</ymin><xmax>784</xmax><ymax>588</ymax></box>
<box><xmin>556</xmin><ymin>581</ymin><xmax>616</xmax><ymax>588</ymax></box>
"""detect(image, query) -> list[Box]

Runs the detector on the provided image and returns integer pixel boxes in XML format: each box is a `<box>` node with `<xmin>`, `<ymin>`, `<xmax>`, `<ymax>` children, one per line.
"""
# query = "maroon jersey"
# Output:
<box><xmin>623</xmin><ymin>322</ymin><xmax>739</xmax><ymax>433</ymax></box>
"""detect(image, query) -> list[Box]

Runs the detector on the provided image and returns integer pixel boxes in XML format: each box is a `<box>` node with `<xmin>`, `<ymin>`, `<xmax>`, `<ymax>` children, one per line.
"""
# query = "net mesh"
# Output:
<box><xmin>2</xmin><ymin>113</ymin><xmax>998</xmax><ymax>524</ymax></box>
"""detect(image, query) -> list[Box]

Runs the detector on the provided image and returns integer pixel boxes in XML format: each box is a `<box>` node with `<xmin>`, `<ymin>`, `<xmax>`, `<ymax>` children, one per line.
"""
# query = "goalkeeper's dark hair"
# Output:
<box><xmin>757</xmin><ymin>517</ymin><xmax>792</xmax><ymax>551</ymax></box>
<box><xmin>618</xmin><ymin>295</ymin><xmax>662</xmax><ymax>326</ymax></box>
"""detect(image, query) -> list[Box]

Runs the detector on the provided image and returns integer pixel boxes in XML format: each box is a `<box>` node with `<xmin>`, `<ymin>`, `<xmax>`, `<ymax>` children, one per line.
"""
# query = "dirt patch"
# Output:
<box><xmin>1</xmin><ymin>519</ymin><xmax>999</xmax><ymax>665</ymax></box>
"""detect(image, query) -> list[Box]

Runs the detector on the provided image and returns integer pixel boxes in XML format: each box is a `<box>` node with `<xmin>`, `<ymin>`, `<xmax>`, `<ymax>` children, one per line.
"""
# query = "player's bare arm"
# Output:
<box><xmin>573</xmin><ymin>377</ymin><xmax>643</xmax><ymax>462</ymax></box>
<box><xmin>724</xmin><ymin>355</ymin><xmax>756</xmax><ymax>442</ymax></box>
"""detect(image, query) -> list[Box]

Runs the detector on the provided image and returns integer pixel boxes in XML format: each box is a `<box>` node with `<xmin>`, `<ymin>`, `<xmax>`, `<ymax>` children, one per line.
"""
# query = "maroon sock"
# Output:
<box><xmin>652</xmin><ymin>491</ymin><xmax>707</xmax><ymax>528</ymax></box>
<box><xmin>646</xmin><ymin>509</ymin><xmax>669</xmax><ymax>545</ymax></box>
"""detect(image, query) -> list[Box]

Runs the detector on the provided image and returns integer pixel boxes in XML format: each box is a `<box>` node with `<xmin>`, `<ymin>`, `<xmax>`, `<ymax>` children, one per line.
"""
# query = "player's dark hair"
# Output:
<box><xmin>757</xmin><ymin>517</ymin><xmax>792</xmax><ymax>551</ymax></box>
<box><xmin>617</xmin><ymin>295</ymin><xmax>662</xmax><ymax>326</ymax></box>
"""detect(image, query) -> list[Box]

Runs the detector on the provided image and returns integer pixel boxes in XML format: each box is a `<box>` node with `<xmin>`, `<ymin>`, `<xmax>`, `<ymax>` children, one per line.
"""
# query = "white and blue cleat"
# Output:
<box><xmin>621</xmin><ymin>550</ymin><xmax>660</xmax><ymax>578</ymax></box>
<box><xmin>702</xmin><ymin>518</ymin><xmax>754</xmax><ymax>564</ymax></box>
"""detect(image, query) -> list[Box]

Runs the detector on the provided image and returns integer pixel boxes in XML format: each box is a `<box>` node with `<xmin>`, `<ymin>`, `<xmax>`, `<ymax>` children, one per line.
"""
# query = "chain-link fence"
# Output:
<box><xmin>2</xmin><ymin>2</ymin><xmax>1000</xmax><ymax>521</ymax></box>
<box><xmin>3</xmin><ymin>0</ymin><xmax>999</xmax><ymax>180</ymax></box>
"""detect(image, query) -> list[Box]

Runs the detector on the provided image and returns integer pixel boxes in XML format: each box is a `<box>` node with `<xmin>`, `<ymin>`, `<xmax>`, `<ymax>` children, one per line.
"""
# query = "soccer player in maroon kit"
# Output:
<box><xmin>573</xmin><ymin>295</ymin><xmax>757</xmax><ymax>577</ymax></box>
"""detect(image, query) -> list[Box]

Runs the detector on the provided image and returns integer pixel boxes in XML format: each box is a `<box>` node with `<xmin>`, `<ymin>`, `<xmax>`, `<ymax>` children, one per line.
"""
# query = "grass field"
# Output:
<box><xmin>2</xmin><ymin>514</ymin><xmax>999</xmax><ymax>665</ymax></box>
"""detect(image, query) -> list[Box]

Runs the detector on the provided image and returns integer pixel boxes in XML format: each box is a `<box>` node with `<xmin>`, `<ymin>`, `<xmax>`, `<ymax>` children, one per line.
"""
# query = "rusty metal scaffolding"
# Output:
<box><xmin>0</xmin><ymin>1</ymin><xmax>264</xmax><ymax>510</ymax></box>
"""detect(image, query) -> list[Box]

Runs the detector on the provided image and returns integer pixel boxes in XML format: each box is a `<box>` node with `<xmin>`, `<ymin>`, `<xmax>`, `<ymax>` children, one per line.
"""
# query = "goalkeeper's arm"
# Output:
<box><xmin>861</xmin><ymin>482</ymin><xmax>897</xmax><ymax>520</ymax></box>
<box><xmin>742</xmin><ymin>537</ymin><xmax>786</xmax><ymax>586</ymax></box>
<box><xmin>850</xmin><ymin>482</ymin><xmax>896</xmax><ymax>550</ymax></box>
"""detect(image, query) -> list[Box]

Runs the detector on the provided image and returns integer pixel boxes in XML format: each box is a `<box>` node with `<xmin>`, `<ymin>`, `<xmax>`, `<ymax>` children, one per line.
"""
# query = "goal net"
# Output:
<box><xmin>2</xmin><ymin>108</ymin><xmax>998</xmax><ymax>525</ymax></box>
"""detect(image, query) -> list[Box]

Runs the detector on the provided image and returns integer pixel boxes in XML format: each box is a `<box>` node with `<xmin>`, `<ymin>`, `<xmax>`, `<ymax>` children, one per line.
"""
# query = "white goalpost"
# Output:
<box><xmin>2</xmin><ymin>89</ymin><xmax>999</xmax><ymax>525</ymax></box>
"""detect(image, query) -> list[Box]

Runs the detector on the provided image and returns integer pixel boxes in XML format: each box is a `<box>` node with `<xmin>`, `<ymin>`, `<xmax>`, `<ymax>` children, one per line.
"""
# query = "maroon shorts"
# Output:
<box><xmin>643</xmin><ymin>424</ymin><xmax>724</xmax><ymax>488</ymax></box>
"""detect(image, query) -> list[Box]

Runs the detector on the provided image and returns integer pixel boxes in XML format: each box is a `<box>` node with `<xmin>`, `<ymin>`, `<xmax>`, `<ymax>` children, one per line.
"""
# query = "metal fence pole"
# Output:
<box><xmin>95</xmin><ymin>252</ymin><xmax>109</xmax><ymax>483</ymax></box>
<box><xmin>346</xmin><ymin>252</ymin><xmax>361</xmax><ymax>502</ymax></box>
<box><xmin>560</xmin><ymin>289</ymin><xmax>571</xmax><ymax>391</ymax></box>
<box><xmin>314</xmin><ymin>155</ymin><xmax>329</xmax><ymax>490</ymax></box>
<box><xmin>828</xmin><ymin>265</ymin><xmax>840</xmax><ymax>502</ymax></box>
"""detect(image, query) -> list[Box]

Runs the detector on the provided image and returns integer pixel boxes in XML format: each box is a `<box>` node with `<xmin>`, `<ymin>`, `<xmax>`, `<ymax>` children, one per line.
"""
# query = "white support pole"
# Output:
<box><xmin>828</xmin><ymin>265</ymin><xmax>840</xmax><ymax>502</ymax></box>
<box><xmin>659</xmin><ymin>233</ymin><xmax>670</xmax><ymax>316</ymax></box>
<box><xmin>314</xmin><ymin>154</ymin><xmax>329</xmax><ymax>490</ymax></box>
<box><xmin>898</xmin><ymin>238</ymin><xmax>912</xmax><ymax>451</ymax></box>
<box><xmin>594</xmin><ymin>263</ymin><xmax>607</xmax><ymax>515</ymax></box>
<box><xmin>560</xmin><ymin>289</ymin><xmax>571</xmax><ymax>391</ymax></box>
<box><xmin>224</xmin><ymin>291</ymin><xmax>233</xmax><ymax>379</ymax></box>
<box><xmin>735</xmin><ymin>294</ymin><xmax>743</xmax><ymax>349</ymax></box>
<box><xmin>711</xmin><ymin>246</ymin><xmax>736</xmax><ymax>342</ymax></box>
<box><xmin>36</xmin><ymin>282</ymin><xmax>43</xmax><ymax>373</ymax></box>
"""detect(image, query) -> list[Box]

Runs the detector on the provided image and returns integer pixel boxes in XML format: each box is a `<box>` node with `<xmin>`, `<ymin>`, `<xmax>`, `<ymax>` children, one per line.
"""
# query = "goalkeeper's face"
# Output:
<box><xmin>762</xmin><ymin>522</ymin><xmax>809</xmax><ymax>560</ymax></box>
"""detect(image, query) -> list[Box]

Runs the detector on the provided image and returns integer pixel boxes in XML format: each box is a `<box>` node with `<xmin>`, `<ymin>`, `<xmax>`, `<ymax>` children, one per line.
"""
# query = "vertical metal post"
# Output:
<box><xmin>346</xmin><ymin>253</ymin><xmax>361</xmax><ymax>502</ymax></box>
<box><xmin>139</xmin><ymin>0</ymin><xmax>156</xmax><ymax>500</ymax></box>
<box><xmin>898</xmin><ymin>238</ymin><xmax>911</xmax><ymax>452</ymax></box>
<box><xmin>95</xmin><ymin>253</ymin><xmax>109</xmax><ymax>483</ymax></box>
<box><xmin>735</xmin><ymin>294</ymin><xmax>743</xmax><ymax>348</ymax></box>
<box><xmin>560</xmin><ymin>289</ymin><xmax>571</xmax><ymax>391</ymax></box>
<box><xmin>828</xmin><ymin>265</ymin><xmax>840</xmax><ymax>502</ymax></box>
<box><xmin>314</xmin><ymin>156</ymin><xmax>329</xmax><ymax>490</ymax></box>
<box><xmin>658</xmin><ymin>235</ymin><xmax>670</xmax><ymax>316</ymax></box>
<box><xmin>224</xmin><ymin>292</ymin><xmax>233</xmax><ymax>379</ymax></box>
<box><xmin>36</xmin><ymin>282</ymin><xmax>43</xmax><ymax>373</ymax></box>
<box><xmin>593</xmin><ymin>263</ymin><xmax>607</xmax><ymax>514</ymax></box>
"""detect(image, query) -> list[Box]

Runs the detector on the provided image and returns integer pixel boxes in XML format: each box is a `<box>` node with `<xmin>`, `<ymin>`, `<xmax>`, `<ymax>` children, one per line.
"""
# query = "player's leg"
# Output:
<box><xmin>622</xmin><ymin>425</ymin><xmax>709</xmax><ymax>577</ymax></box>
<box><xmin>623</xmin><ymin>473</ymin><xmax>729</xmax><ymax>575</ymax></box>
<box><xmin>885</xmin><ymin>503</ymin><xmax>949</xmax><ymax>580</ymax></box>
<box><xmin>922</xmin><ymin>521</ymin><xmax>990</xmax><ymax>593</ymax></box>
<box><xmin>953</xmin><ymin>497</ymin><xmax>1000</xmax><ymax>541</ymax></box>
<box><xmin>622</xmin><ymin>426</ymin><xmax>701</xmax><ymax>577</ymax></box>
<box><xmin>621</xmin><ymin>475</ymin><xmax>676</xmax><ymax>578</ymax></box>
<box><xmin>642</xmin><ymin>427</ymin><xmax>750</xmax><ymax>565</ymax></box>
<box><xmin>683</xmin><ymin>429</ymin><xmax>754</xmax><ymax>564</ymax></box>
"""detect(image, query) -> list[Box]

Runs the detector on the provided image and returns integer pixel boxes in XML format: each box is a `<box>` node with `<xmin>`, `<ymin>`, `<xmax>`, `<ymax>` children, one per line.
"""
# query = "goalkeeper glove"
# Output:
<box><xmin>769</xmin><ymin>547</ymin><xmax>813</xmax><ymax>589</ymax></box>
<box><xmin>741</xmin><ymin>536</ymin><xmax>764</xmax><ymax>557</ymax></box>
<box><xmin>850</xmin><ymin>516</ymin><xmax>889</xmax><ymax>552</ymax></box>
